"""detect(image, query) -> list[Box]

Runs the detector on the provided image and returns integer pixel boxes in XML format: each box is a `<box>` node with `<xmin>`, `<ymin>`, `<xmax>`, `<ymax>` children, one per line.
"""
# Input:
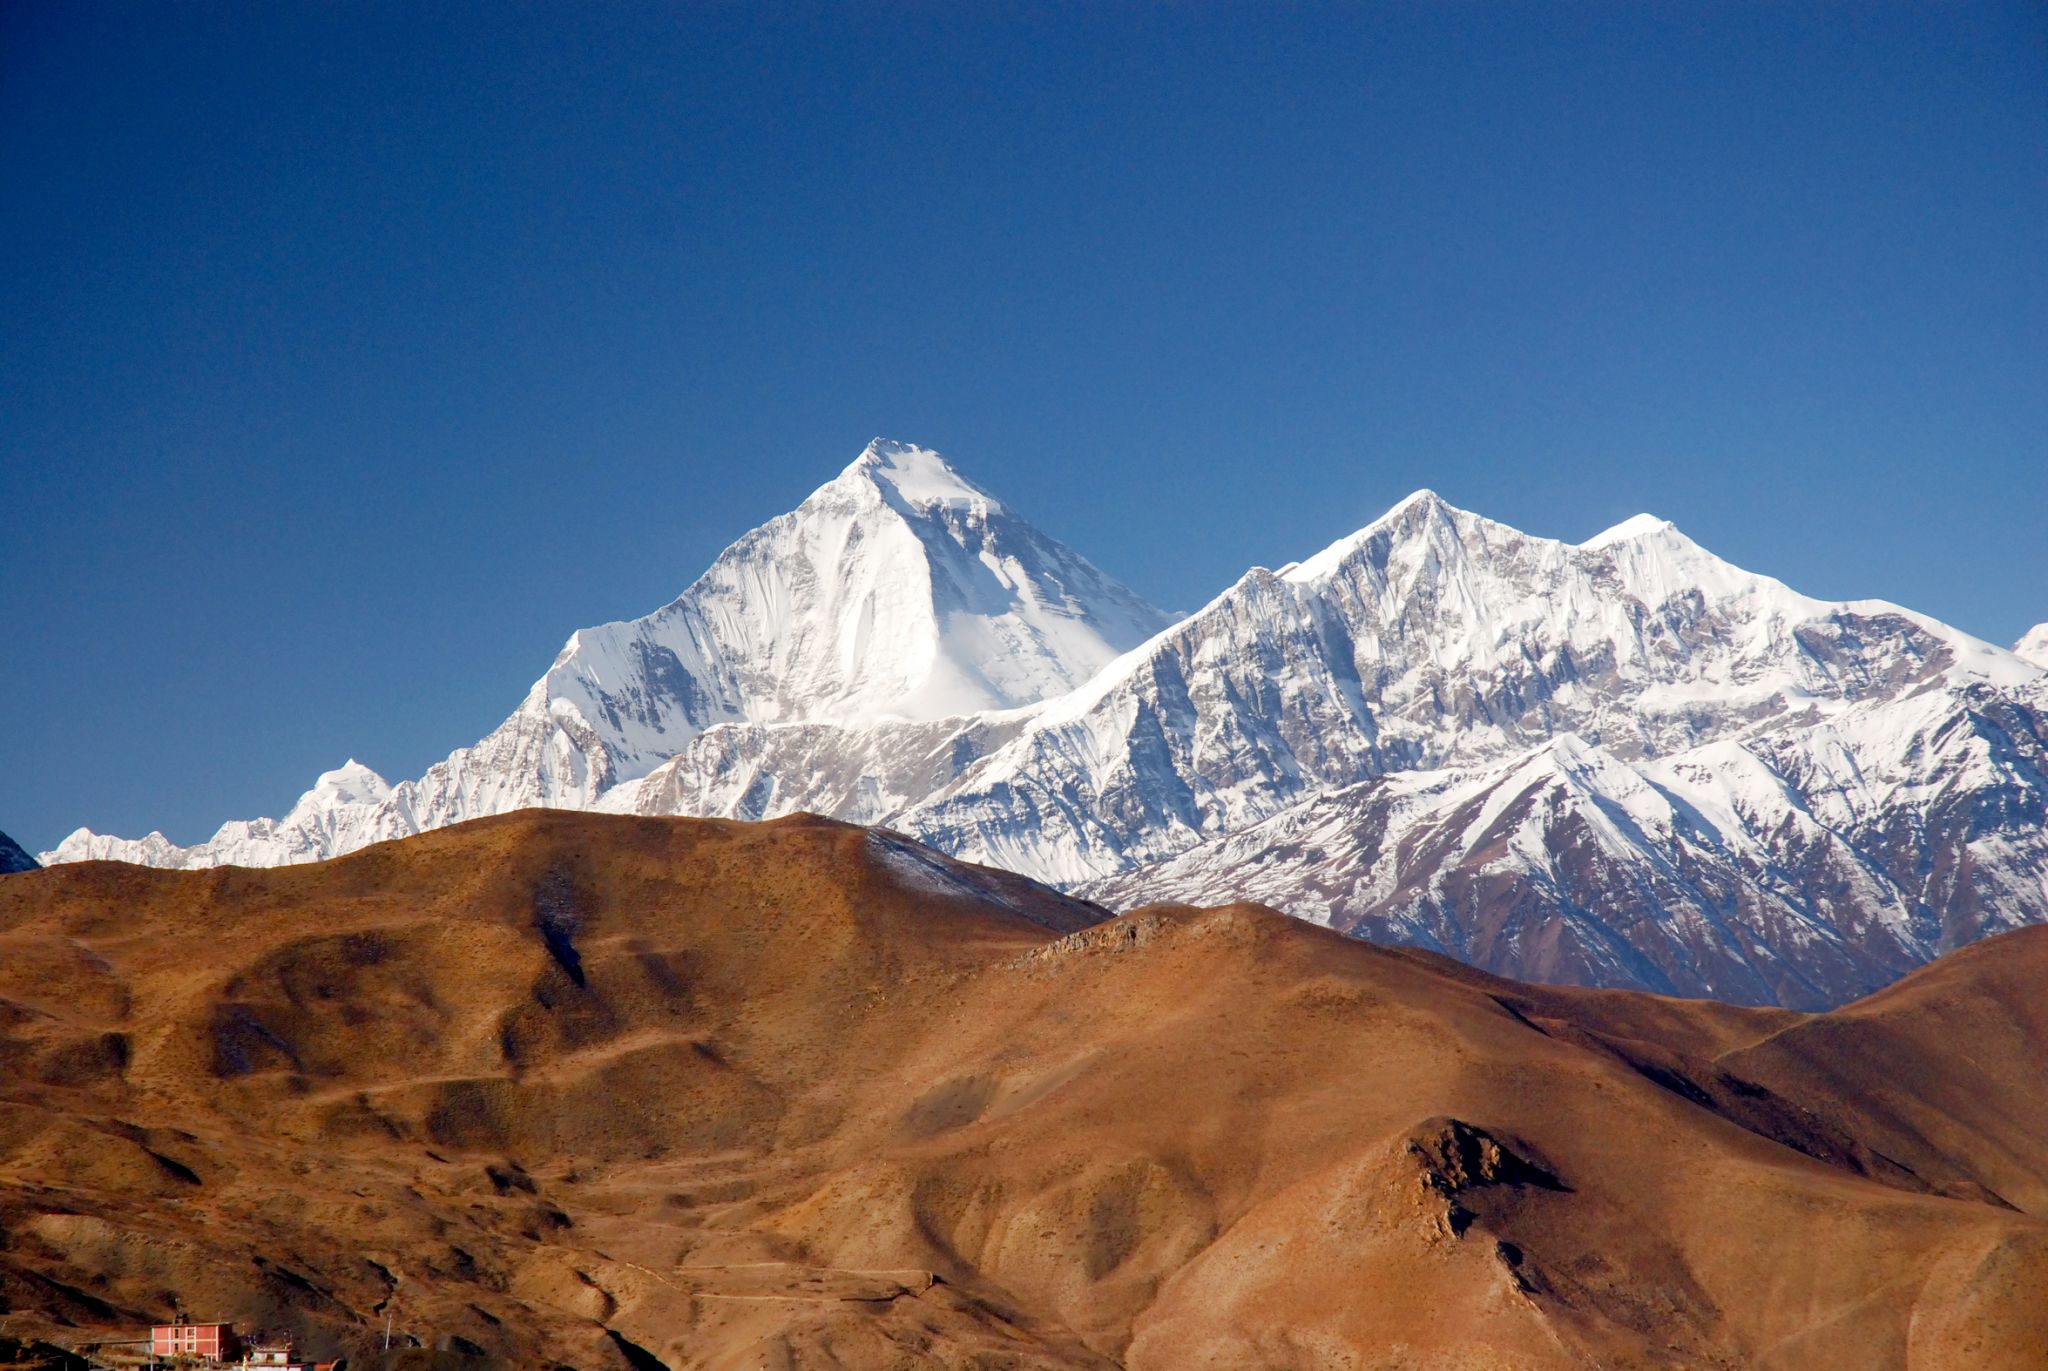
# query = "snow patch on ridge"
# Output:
<box><xmin>2015</xmin><ymin>623</ymin><xmax>2048</xmax><ymax>671</ymax></box>
<box><xmin>867</xmin><ymin>830</ymin><xmax>1024</xmax><ymax>912</ymax></box>
<box><xmin>1579</xmin><ymin>512</ymin><xmax>1674</xmax><ymax>549</ymax></box>
<box><xmin>302</xmin><ymin>760</ymin><xmax>393</xmax><ymax>809</ymax></box>
<box><xmin>854</xmin><ymin>438</ymin><xmax>1000</xmax><ymax>510</ymax></box>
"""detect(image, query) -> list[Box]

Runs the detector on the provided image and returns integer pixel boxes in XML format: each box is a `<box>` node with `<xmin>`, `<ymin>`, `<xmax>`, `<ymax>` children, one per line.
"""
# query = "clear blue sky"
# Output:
<box><xmin>4</xmin><ymin>2</ymin><xmax>2044</xmax><ymax>853</ymax></box>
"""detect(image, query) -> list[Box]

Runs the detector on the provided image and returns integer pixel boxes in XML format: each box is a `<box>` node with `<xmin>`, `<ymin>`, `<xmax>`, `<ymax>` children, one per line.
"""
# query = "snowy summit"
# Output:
<box><xmin>2015</xmin><ymin>622</ymin><xmax>2048</xmax><ymax>671</ymax></box>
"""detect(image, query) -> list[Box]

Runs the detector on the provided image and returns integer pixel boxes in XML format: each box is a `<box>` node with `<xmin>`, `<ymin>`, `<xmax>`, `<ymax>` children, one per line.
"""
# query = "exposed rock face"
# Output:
<box><xmin>1079</xmin><ymin>682</ymin><xmax>2048</xmax><ymax>1007</ymax></box>
<box><xmin>1409</xmin><ymin>1118</ymin><xmax>1564</xmax><ymax>1215</ymax></box>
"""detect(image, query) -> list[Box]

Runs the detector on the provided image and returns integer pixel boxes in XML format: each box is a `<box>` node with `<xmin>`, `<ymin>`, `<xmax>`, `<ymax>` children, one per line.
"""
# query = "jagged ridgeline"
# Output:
<box><xmin>45</xmin><ymin>440</ymin><xmax>2048</xmax><ymax>1007</ymax></box>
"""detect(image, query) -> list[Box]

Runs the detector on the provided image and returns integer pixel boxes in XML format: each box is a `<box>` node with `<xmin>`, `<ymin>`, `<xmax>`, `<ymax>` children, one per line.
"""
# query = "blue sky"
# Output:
<box><xmin>4</xmin><ymin>2</ymin><xmax>2044</xmax><ymax>853</ymax></box>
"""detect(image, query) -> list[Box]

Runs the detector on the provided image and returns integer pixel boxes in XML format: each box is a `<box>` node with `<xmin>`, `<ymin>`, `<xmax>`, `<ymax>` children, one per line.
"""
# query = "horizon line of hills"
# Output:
<box><xmin>8</xmin><ymin>808</ymin><xmax>2048</xmax><ymax>1367</ymax></box>
<box><xmin>37</xmin><ymin>437</ymin><xmax>2048</xmax><ymax>1009</ymax></box>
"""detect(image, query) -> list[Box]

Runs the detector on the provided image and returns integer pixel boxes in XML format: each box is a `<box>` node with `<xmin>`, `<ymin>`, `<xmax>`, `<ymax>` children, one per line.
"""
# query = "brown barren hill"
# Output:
<box><xmin>1</xmin><ymin>811</ymin><xmax>2045</xmax><ymax>1369</ymax></box>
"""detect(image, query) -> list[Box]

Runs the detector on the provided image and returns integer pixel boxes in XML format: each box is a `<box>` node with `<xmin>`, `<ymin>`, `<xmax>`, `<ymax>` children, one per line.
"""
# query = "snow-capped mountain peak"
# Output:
<box><xmin>509</xmin><ymin>437</ymin><xmax>1176</xmax><ymax>778</ymax></box>
<box><xmin>2016</xmin><ymin>623</ymin><xmax>2048</xmax><ymax>671</ymax></box>
<box><xmin>1579</xmin><ymin>511</ymin><xmax>1675</xmax><ymax>549</ymax></box>
<box><xmin>842</xmin><ymin>437</ymin><xmax>1001</xmax><ymax>512</ymax></box>
<box><xmin>45</xmin><ymin>439</ymin><xmax>1172</xmax><ymax>870</ymax></box>
<box><xmin>1281</xmin><ymin>487</ymin><xmax>1455</xmax><ymax>584</ymax></box>
<box><xmin>296</xmin><ymin>759</ymin><xmax>393</xmax><ymax>810</ymax></box>
<box><xmin>891</xmin><ymin>486</ymin><xmax>2045</xmax><ymax>893</ymax></box>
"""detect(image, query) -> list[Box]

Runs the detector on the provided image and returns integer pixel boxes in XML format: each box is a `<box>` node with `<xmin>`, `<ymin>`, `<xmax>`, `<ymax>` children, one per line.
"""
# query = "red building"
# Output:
<box><xmin>150</xmin><ymin>1320</ymin><xmax>236</xmax><ymax>1361</ymax></box>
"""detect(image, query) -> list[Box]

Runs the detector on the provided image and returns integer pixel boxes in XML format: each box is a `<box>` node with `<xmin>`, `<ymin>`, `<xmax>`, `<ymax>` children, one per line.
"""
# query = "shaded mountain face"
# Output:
<box><xmin>4</xmin><ymin>813</ymin><xmax>2048</xmax><ymax>1368</ymax></box>
<box><xmin>41</xmin><ymin>441</ymin><xmax>2048</xmax><ymax>1007</ymax></box>
<box><xmin>0</xmin><ymin>830</ymin><xmax>38</xmax><ymax>873</ymax></box>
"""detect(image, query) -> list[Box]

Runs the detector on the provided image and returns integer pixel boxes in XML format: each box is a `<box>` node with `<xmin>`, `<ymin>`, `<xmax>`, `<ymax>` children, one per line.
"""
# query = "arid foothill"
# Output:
<box><xmin>2</xmin><ymin>813</ymin><xmax>2045</xmax><ymax>1367</ymax></box>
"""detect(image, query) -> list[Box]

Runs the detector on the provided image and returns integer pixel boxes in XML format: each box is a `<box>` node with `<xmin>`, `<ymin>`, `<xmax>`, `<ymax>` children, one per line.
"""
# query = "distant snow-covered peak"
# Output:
<box><xmin>517</xmin><ymin>437</ymin><xmax>1174</xmax><ymax>777</ymax></box>
<box><xmin>1278</xmin><ymin>486</ymin><xmax>1770</xmax><ymax>617</ymax></box>
<box><xmin>303</xmin><ymin>759</ymin><xmax>393</xmax><ymax>808</ymax></box>
<box><xmin>1579</xmin><ymin>512</ymin><xmax>1676</xmax><ymax>549</ymax></box>
<box><xmin>839</xmin><ymin>438</ymin><xmax>1001</xmax><ymax>512</ymax></box>
<box><xmin>2016</xmin><ymin>623</ymin><xmax>2048</xmax><ymax>670</ymax></box>
<box><xmin>1281</xmin><ymin>487</ymin><xmax>1459</xmax><ymax>584</ymax></box>
<box><xmin>1579</xmin><ymin>512</ymin><xmax>1812</xmax><ymax>616</ymax></box>
<box><xmin>44</xmin><ymin>438</ymin><xmax>1173</xmax><ymax>872</ymax></box>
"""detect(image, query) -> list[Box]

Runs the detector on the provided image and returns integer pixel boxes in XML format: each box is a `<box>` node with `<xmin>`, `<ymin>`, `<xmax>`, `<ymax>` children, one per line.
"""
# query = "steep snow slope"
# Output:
<box><xmin>44</xmin><ymin>440</ymin><xmax>1173</xmax><ymax>868</ymax></box>
<box><xmin>543</xmin><ymin>437</ymin><xmax>1169</xmax><ymax>756</ymax></box>
<box><xmin>890</xmin><ymin>492</ymin><xmax>2036</xmax><ymax>886</ymax></box>
<box><xmin>1080</xmin><ymin>681</ymin><xmax>2048</xmax><ymax>1007</ymax></box>
<box><xmin>2016</xmin><ymin>623</ymin><xmax>2048</xmax><ymax>669</ymax></box>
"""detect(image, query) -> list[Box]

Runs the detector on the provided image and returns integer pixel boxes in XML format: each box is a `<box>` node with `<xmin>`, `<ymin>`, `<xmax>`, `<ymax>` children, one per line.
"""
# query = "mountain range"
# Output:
<box><xmin>44</xmin><ymin>440</ymin><xmax>2048</xmax><ymax>1008</ymax></box>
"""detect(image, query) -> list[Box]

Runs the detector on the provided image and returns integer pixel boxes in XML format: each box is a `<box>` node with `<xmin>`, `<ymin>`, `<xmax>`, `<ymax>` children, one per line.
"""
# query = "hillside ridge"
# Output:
<box><xmin>4</xmin><ymin>812</ymin><xmax>2048</xmax><ymax>1367</ymax></box>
